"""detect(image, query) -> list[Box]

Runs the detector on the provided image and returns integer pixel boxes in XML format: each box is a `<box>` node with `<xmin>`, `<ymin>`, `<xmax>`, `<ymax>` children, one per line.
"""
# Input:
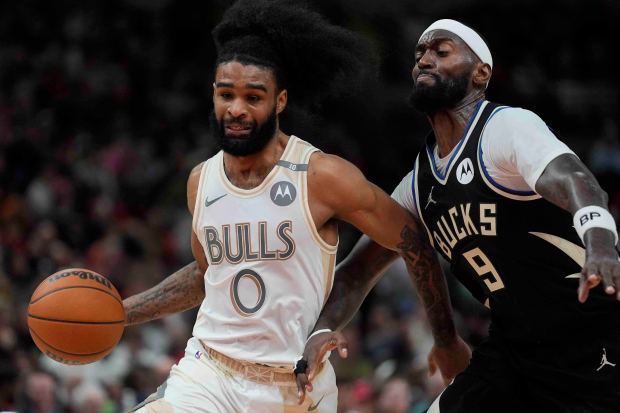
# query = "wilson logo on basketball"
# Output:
<box><xmin>29</xmin><ymin>267</ymin><xmax>125</xmax><ymax>365</ymax></box>
<box><xmin>45</xmin><ymin>350</ymin><xmax>86</xmax><ymax>365</ymax></box>
<box><xmin>48</xmin><ymin>270</ymin><xmax>113</xmax><ymax>289</ymax></box>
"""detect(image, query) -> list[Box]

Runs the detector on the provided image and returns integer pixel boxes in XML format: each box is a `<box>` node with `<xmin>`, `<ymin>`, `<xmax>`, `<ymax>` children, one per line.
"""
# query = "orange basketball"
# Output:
<box><xmin>28</xmin><ymin>268</ymin><xmax>125</xmax><ymax>365</ymax></box>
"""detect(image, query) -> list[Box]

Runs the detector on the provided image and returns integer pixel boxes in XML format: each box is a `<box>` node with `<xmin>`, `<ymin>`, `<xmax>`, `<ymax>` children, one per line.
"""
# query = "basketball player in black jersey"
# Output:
<box><xmin>297</xmin><ymin>19</ymin><xmax>620</xmax><ymax>413</ymax></box>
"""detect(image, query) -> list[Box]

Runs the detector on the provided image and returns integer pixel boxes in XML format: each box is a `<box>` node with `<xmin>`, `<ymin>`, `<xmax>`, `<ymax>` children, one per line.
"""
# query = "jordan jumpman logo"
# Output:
<box><xmin>597</xmin><ymin>348</ymin><xmax>616</xmax><ymax>371</ymax></box>
<box><xmin>425</xmin><ymin>186</ymin><xmax>437</xmax><ymax>209</ymax></box>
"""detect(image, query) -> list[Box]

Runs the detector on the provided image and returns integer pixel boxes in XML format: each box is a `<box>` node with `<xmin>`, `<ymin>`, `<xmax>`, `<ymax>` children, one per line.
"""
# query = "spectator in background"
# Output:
<box><xmin>70</xmin><ymin>382</ymin><xmax>107</xmax><ymax>413</ymax></box>
<box><xmin>376</xmin><ymin>376</ymin><xmax>413</xmax><ymax>413</ymax></box>
<box><xmin>18</xmin><ymin>372</ymin><xmax>61</xmax><ymax>413</ymax></box>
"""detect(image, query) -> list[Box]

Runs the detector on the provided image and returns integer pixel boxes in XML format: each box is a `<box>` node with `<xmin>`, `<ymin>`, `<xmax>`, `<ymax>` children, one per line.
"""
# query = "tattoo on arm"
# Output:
<box><xmin>398</xmin><ymin>225</ymin><xmax>456</xmax><ymax>346</ymax></box>
<box><xmin>123</xmin><ymin>261</ymin><xmax>205</xmax><ymax>326</ymax></box>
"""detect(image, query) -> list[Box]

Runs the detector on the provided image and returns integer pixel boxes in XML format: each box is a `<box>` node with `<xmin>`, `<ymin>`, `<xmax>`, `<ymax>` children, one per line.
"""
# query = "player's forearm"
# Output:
<box><xmin>536</xmin><ymin>154</ymin><xmax>609</xmax><ymax>214</ymax></box>
<box><xmin>398</xmin><ymin>224</ymin><xmax>458</xmax><ymax>346</ymax></box>
<box><xmin>123</xmin><ymin>261</ymin><xmax>205</xmax><ymax>326</ymax></box>
<box><xmin>313</xmin><ymin>237</ymin><xmax>398</xmax><ymax>331</ymax></box>
<box><xmin>536</xmin><ymin>154</ymin><xmax>616</xmax><ymax>249</ymax></box>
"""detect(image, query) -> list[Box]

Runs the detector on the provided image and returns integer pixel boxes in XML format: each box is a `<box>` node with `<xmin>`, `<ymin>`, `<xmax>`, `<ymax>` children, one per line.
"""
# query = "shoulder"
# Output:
<box><xmin>486</xmin><ymin>106</ymin><xmax>548</xmax><ymax>130</ymax></box>
<box><xmin>307</xmin><ymin>151</ymin><xmax>377</xmax><ymax>213</ymax></box>
<box><xmin>188</xmin><ymin>161</ymin><xmax>206</xmax><ymax>187</ymax></box>
<box><xmin>187</xmin><ymin>161</ymin><xmax>206</xmax><ymax>214</ymax></box>
<box><xmin>307</xmin><ymin>152</ymin><xmax>368</xmax><ymax>190</ymax></box>
<box><xmin>482</xmin><ymin>106</ymin><xmax>557</xmax><ymax>153</ymax></box>
<box><xmin>391</xmin><ymin>170</ymin><xmax>417</xmax><ymax>215</ymax></box>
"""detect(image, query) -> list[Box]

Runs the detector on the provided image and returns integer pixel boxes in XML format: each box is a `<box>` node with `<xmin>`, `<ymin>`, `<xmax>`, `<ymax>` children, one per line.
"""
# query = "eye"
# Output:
<box><xmin>437</xmin><ymin>49</ymin><xmax>450</xmax><ymax>57</ymax></box>
<box><xmin>414</xmin><ymin>48</ymin><xmax>425</xmax><ymax>62</ymax></box>
<box><xmin>219</xmin><ymin>92</ymin><xmax>233</xmax><ymax>100</ymax></box>
<box><xmin>247</xmin><ymin>95</ymin><xmax>261</xmax><ymax>103</ymax></box>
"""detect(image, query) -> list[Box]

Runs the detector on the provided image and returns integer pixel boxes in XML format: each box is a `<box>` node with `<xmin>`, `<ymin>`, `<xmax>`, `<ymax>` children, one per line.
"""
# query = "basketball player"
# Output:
<box><xmin>297</xmin><ymin>19</ymin><xmax>620</xmax><ymax>412</ymax></box>
<box><xmin>119</xmin><ymin>3</ymin><xmax>468</xmax><ymax>412</ymax></box>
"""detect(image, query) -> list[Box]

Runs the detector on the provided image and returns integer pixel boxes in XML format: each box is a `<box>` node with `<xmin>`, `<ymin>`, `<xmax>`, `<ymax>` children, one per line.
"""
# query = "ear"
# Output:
<box><xmin>212</xmin><ymin>82</ymin><xmax>217</xmax><ymax>100</ymax></box>
<box><xmin>472</xmin><ymin>63</ymin><xmax>492</xmax><ymax>89</ymax></box>
<box><xmin>276</xmin><ymin>89</ymin><xmax>288</xmax><ymax>115</ymax></box>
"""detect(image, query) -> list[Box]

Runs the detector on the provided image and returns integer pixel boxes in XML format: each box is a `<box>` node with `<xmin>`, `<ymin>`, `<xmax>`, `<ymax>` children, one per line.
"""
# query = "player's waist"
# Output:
<box><xmin>198</xmin><ymin>340</ymin><xmax>323</xmax><ymax>386</ymax></box>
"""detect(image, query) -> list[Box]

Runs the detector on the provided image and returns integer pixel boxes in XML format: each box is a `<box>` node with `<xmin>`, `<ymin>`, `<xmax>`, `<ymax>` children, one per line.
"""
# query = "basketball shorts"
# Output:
<box><xmin>427</xmin><ymin>337</ymin><xmax>620</xmax><ymax>413</ymax></box>
<box><xmin>128</xmin><ymin>337</ymin><xmax>337</xmax><ymax>413</ymax></box>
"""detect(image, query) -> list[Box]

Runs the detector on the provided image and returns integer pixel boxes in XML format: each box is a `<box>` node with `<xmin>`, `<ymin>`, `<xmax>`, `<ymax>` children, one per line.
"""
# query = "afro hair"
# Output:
<box><xmin>212</xmin><ymin>0</ymin><xmax>374</xmax><ymax>107</ymax></box>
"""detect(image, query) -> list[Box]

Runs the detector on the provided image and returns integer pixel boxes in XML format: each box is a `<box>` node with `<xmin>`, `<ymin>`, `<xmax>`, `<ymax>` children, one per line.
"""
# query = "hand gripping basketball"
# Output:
<box><xmin>27</xmin><ymin>268</ymin><xmax>125</xmax><ymax>365</ymax></box>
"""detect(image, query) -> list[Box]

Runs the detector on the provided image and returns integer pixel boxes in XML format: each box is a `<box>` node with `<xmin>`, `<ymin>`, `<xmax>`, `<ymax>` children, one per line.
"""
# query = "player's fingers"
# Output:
<box><xmin>296</xmin><ymin>373</ymin><xmax>309</xmax><ymax>404</ymax></box>
<box><xmin>308</xmin><ymin>332</ymin><xmax>346</xmax><ymax>380</ymax></box>
<box><xmin>308</xmin><ymin>335</ymin><xmax>339</xmax><ymax>381</ymax></box>
<box><xmin>306</xmin><ymin>344</ymin><xmax>328</xmax><ymax>381</ymax></box>
<box><xmin>588</xmin><ymin>274</ymin><xmax>602</xmax><ymax>288</ymax></box>
<box><xmin>336</xmin><ymin>333</ymin><xmax>348</xmax><ymax>359</ymax></box>
<box><xmin>306</xmin><ymin>360</ymin><xmax>319</xmax><ymax>381</ymax></box>
<box><xmin>304</xmin><ymin>337</ymin><xmax>329</xmax><ymax>379</ymax></box>
<box><xmin>605</xmin><ymin>284</ymin><xmax>616</xmax><ymax>295</ymax></box>
<box><xmin>613</xmin><ymin>265</ymin><xmax>620</xmax><ymax>300</ymax></box>
<box><xmin>582</xmin><ymin>261</ymin><xmax>601</xmax><ymax>282</ymax></box>
<box><xmin>579</xmin><ymin>264</ymin><xmax>602</xmax><ymax>302</ymax></box>
<box><xmin>578</xmin><ymin>276</ymin><xmax>590</xmax><ymax>303</ymax></box>
<box><xmin>600</xmin><ymin>263</ymin><xmax>616</xmax><ymax>295</ymax></box>
<box><xmin>306</xmin><ymin>344</ymin><xmax>326</xmax><ymax>380</ymax></box>
<box><xmin>610</xmin><ymin>266</ymin><xmax>620</xmax><ymax>299</ymax></box>
<box><xmin>304</xmin><ymin>347</ymin><xmax>319</xmax><ymax>369</ymax></box>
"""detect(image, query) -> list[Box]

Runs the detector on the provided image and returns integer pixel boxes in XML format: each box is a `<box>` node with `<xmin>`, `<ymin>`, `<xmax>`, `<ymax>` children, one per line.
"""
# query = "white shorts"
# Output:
<box><xmin>129</xmin><ymin>337</ymin><xmax>337</xmax><ymax>413</ymax></box>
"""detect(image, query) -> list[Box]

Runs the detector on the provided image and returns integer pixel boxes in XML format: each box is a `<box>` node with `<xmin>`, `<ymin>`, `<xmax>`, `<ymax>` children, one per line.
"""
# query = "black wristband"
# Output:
<box><xmin>294</xmin><ymin>358</ymin><xmax>308</xmax><ymax>375</ymax></box>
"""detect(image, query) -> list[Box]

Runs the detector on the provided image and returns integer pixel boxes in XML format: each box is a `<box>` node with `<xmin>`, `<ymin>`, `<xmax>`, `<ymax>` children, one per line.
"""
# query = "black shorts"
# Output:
<box><xmin>430</xmin><ymin>337</ymin><xmax>620</xmax><ymax>413</ymax></box>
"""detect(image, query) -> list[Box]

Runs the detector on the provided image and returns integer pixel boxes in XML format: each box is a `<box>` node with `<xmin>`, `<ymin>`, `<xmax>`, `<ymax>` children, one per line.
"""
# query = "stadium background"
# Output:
<box><xmin>1</xmin><ymin>0</ymin><xmax>619</xmax><ymax>412</ymax></box>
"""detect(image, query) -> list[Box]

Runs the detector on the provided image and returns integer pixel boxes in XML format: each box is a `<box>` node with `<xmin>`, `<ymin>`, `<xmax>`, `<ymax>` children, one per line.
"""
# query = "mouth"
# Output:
<box><xmin>224</xmin><ymin>123</ymin><xmax>253</xmax><ymax>138</ymax></box>
<box><xmin>416</xmin><ymin>72</ymin><xmax>438</xmax><ymax>85</ymax></box>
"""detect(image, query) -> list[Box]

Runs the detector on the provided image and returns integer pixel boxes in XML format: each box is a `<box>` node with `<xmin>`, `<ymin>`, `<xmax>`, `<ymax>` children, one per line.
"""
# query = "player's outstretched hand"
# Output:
<box><xmin>579</xmin><ymin>237</ymin><xmax>620</xmax><ymax>303</ymax></box>
<box><xmin>427</xmin><ymin>335</ymin><xmax>471</xmax><ymax>386</ymax></box>
<box><xmin>295</xmin><ymin>330</ymin><xmax>347</xmax><ymax>405</ymax></box>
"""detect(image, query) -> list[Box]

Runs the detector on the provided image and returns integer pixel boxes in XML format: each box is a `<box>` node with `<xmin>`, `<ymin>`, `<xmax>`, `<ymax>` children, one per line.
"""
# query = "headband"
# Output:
<box><xmin>420</xmin><ymin>19</ymin><xmax>493</xmax><ymax>68</ymax></box>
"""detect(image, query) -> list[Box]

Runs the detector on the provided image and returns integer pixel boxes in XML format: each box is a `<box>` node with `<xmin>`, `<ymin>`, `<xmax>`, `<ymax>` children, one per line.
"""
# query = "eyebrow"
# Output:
<box><xmin>416</xmin><ymin>37</ymin><xmax>456</xmax><ymax>52</ymax></box>
<box><xmin>215</xmin><ymin>81</ymin><xmax>268</xmax><ymax>92</ymax></box>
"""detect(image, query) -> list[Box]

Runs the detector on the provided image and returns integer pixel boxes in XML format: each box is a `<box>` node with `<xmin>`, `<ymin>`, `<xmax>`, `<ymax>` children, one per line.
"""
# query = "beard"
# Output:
<box><xmin>408</xmin><ymin>70</ymin><xmax>471</xmax><ymax>114</ymax></box>
<box><xmin>211</xmin><ymin>108</ymin><xmax>278</xmax><ymax>156</ymax></box>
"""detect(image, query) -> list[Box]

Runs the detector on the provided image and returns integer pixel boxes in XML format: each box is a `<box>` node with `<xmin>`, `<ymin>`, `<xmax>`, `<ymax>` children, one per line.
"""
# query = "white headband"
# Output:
<box><xmin>419</xmin><ymin>19</ymin><xmax>493</xmax><ymax>68</ymax></box>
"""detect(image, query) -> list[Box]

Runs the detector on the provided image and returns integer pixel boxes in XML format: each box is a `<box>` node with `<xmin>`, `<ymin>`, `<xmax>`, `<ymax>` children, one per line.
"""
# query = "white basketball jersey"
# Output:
<box><xmin>191</xmin><ymin>136</ymin><xmax>338</xmax><ymax>366</ymax></box>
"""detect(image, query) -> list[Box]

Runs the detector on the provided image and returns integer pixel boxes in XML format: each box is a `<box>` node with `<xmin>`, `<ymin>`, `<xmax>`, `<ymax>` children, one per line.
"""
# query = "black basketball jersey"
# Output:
<box><xmin>413</xmin><ymin>100</ymin><xmax>620</xmax><ymax>346</ymax></box>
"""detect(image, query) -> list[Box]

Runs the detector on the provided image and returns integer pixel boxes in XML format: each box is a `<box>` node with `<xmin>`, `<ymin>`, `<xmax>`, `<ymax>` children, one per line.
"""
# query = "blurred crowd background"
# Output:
<box><xmin>1</xmin><ymin>0</ymin><xmax>620</xmax><ymax>412</ymax></box>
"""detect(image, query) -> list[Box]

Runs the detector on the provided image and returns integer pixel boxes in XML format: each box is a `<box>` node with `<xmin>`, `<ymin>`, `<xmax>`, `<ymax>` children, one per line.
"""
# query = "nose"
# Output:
<box><xmin>412</xmin><ymin>50</ymin><xmax>433</xmax><ymax>81</ymax></box>
<box><xmin>417</xmin><ymin>49</ymin><xmax>434</xmax><ymax>70</ymax></box>
<box><xmin>227</xmin><ymin>98</ymin><xmax>248</xmax><ymax>119</ymax></box>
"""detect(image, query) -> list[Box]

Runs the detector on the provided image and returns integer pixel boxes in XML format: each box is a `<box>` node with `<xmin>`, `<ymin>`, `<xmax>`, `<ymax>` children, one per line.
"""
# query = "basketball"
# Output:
<box><xmin>28</xmin><ymin>268</ymin><xmax>125</xmax><ymax>365</ymax></box>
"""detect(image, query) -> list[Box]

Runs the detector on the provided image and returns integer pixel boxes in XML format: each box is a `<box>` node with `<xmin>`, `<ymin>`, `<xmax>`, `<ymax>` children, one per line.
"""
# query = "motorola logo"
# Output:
<box><xmin>456</xmin><ymin>158</ymin><xmax>474</xmax><ymax>185</ymax></box>
<box><xmin>270</xmin><ymin>181</ymin><xmax>297</xmax><ymax>206</ymax></box>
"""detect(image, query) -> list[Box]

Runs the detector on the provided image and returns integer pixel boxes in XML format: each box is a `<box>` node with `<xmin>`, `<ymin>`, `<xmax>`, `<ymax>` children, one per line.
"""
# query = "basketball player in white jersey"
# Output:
<box><xmin>120</xmin><ymin>3</ymin><xmax>470</xmax><ymax>412</ymax></box>
<box><xmin>298</xmin><ymin>19</ymin><xmax>620</xmax><ymax>412</ymax></box>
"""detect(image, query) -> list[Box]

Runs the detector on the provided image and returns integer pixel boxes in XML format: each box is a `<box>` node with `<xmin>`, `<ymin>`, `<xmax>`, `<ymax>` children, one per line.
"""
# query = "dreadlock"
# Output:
<box><xmin>212</xmin><ymin>0</ymin><xmax>373</xmax><ymax>107</ymax></box>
